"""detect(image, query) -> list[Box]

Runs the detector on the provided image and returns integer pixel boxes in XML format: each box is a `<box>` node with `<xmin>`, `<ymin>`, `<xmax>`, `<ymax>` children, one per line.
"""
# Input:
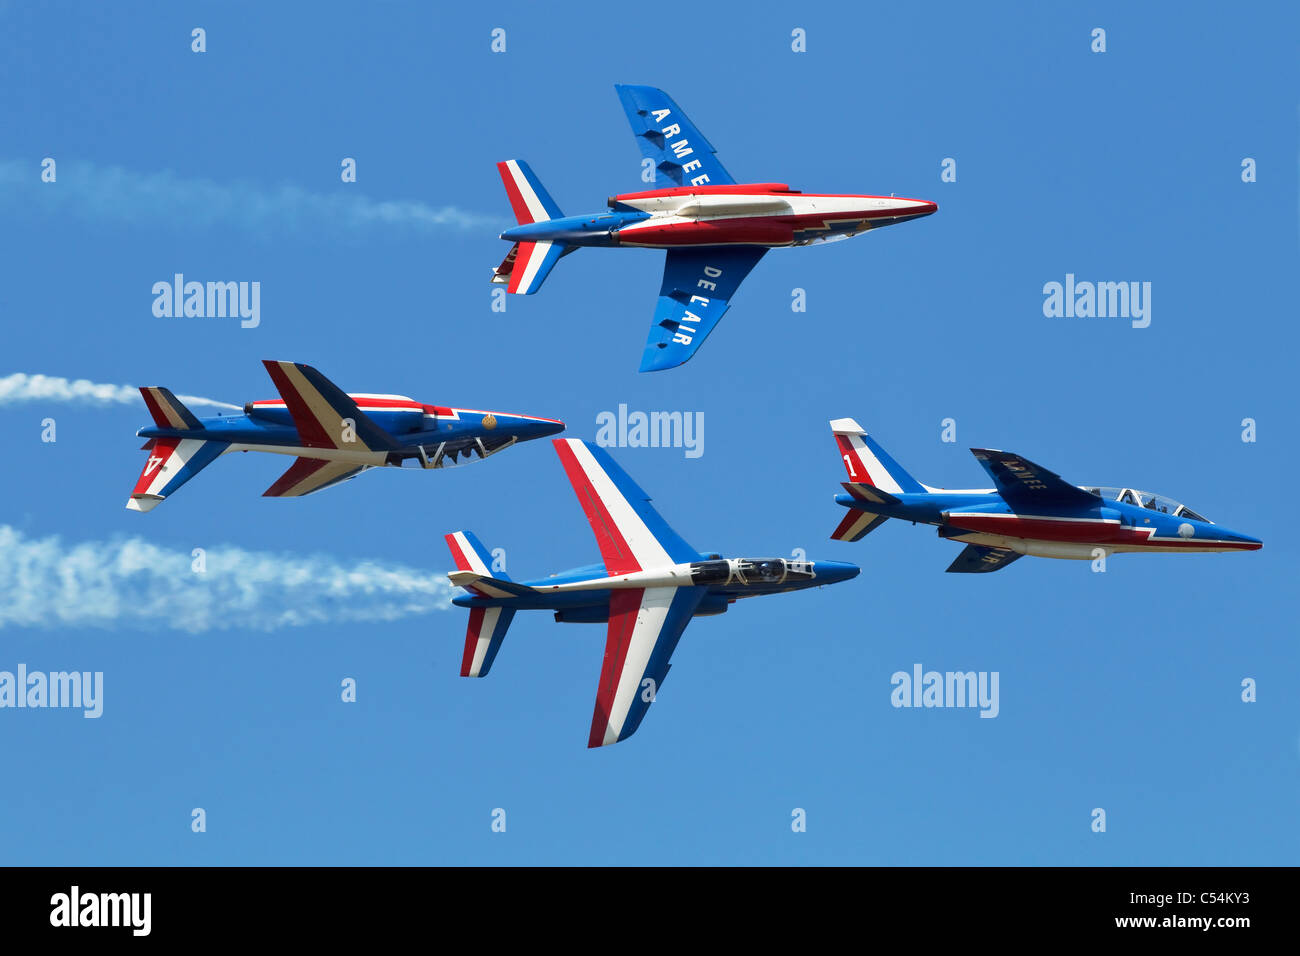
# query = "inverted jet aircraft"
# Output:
<box><xmin>445</xmin><ymin>439</ymin><xmax>860</xmax><ymax>747</ymax></box>
<box><xmin>827</xmin><ymin>419</ymin><xmax>1262</xmax><ymax>572</ymax></box>
<box><xmin>127</xmin><ymin>360</ymin><xmax>564</xmax><ymax>511</ymax></box>
<box><xmin>492</xmin><ymin>84</ymin><xmax>937</xmax><ymax>372</ymax></box>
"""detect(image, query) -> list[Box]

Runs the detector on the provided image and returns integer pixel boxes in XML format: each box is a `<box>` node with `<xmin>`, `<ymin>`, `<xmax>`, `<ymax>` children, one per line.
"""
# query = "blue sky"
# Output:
<box><xmin>1</xmin><ymin>1</ymin><xmax>1296</xmax><ymax>864</ymax></box>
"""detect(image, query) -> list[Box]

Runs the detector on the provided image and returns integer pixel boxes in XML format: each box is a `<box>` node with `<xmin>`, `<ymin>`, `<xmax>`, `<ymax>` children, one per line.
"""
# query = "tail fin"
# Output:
<box><xmin>830</xmin><ymin>418</ymin><xmax>926</xmax><ymax>494</ymax></box>
<box><xmin>496</xmin><ymin>160</ymin><xmax>563</xmax><ymax>225</ymax></box>
<box><xmin>445</xmin><ymin>531</ymin><xmax>521</xmax><ymax>678</ymax></box>
<box><xmin>446</xmin><ymin>530</ymin><xmax>508</xmax><ymax>581</ymax></box>
<box><xmin>140</xmin><ymin>387</ymin><xmax>202</xmax><ymax>431</ymax></box>
<box><xmin>126</xmin><ymin>437</ymin><xmax>228</xmax><ymax>512</ymax></box>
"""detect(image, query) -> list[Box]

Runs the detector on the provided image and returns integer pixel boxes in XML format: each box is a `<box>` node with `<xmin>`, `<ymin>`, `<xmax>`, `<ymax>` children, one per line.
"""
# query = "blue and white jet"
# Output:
<box><xmin>491</xmin><ymin>84</ymin><xmax>936</xmax><ymax>372</ymax></box>
<box><xmin>445</xmin><ymin>439</ymin><xmax>860</xmax><ymax>747</ymax></box>
<box><xmin>828</xmin><ymin>419</ymin><xmax>1263</xmax><ymax>572</ymax></box>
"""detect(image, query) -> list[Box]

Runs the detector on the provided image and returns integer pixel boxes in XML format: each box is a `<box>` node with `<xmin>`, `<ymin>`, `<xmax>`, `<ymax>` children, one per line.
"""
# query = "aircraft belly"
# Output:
<box><xmin>945</xmin><ymin>513</ymin><xmax>1119</xmax><ymax>543</ymax></box>
<box><xmin>618</xmin><ymin>217</ymin><xmax>793</xmax><ymax>247</ymax></box>
<box><xmin>951</xmin><ymin>531</ymin><xmax>1250</xmax><ymax>558</ymax></box>
<box><xmin>224</xmin><ymin>443</ymin><xmax>386</xmax><ymax>465</ymax></box>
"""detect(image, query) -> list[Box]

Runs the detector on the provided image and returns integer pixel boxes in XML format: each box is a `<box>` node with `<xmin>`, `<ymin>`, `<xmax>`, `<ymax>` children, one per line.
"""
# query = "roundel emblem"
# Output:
<box><xmin>482</xmin><ymin>413</ymin><xmax>497</xmax><ymax>430</ymax></box>
<box><xmin>1178</xmin><ymin>523</ymin><xmax>1194</xmax><ymax>538</ymax></box>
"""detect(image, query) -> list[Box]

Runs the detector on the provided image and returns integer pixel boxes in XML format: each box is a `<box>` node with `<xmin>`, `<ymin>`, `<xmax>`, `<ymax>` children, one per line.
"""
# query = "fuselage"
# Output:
<box><xmin>500</xmin><ymin>182</ymin><xmax>937</xmax><ymax>249</ymax></box>
<box><xmin>836</xmin><ymin>487</ymin><xmax>1262</xmax><ymax>558</ymax></box>
<box><xmin>137</xmin><ymin>394</ymin><xmax>564</xmax><ymax>468</ymax></box>
<box><xmin>452</xmin><ymin>556</ymin><xmax>861</xmax><ymax>620</ymax></box>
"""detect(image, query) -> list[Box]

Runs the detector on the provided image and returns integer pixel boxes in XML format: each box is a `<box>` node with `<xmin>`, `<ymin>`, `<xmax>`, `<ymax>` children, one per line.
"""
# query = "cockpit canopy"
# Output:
<box><xmin>688</xmin><ymin>557</ymin><xmax>816</xmax><ymax>587</ymax></box>
<box><xmin>734</xmin><ymin>559</ymin><xmax>797</xmax><ymax>584</ymax></box>
<box><xmin>1082</xmin><ymin>487</ymin><xmax>1211</xmax><ymax>523</ymax></box>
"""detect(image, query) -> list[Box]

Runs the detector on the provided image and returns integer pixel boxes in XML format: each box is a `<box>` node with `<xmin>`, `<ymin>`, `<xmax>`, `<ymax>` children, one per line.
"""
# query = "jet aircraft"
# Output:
<box><xmin>127</xmin><ymin>360</ymin><xmax>564</xmax><ymax>511</ymax></box>
<box><xmin>445</xmin><ymin>439</ymin><xmax>860</xmax><ymax>747</ymax></box>
<box><xmin>827</xmin><ymin>419</ymin><xmax>1262</xmax><ymax>572</ymax></box>
<box><xmin>492</xmin><ymin>84</ymin><xmax>937</xmax><ymax>372</ymax></box>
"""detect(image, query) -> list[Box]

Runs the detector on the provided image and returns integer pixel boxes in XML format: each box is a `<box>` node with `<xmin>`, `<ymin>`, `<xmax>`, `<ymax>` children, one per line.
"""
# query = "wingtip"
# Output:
<box><xmin>829</xmin><ymin>417</ymin><xmax>865</xmax><ymax>435</ymax></box>
<box><xmin>637</xmin><ymin>353</ymin><xmax>683</xmax><ymax>373</ymax></box>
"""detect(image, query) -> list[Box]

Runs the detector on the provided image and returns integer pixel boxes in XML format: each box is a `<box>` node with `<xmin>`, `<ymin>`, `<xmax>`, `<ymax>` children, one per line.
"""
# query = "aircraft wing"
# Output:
<box><xmin>615</xmin><ymin>84</ymin><xmax>735</xmax><ymax>188</ymax></box>
<box><xmin>589</xmin><ymin>585</ymin><xmax>706</xmax><ymax>747</ymax></box>
<box><xmin>969</xmin><ymin>448</ymin><xmax>1100</xmax><ymax>510</ymax></box>
<box><xmin>639</xmin><ymin>247</ymin><xmax>766</xmax><ymax>372</ymax></box>
<box><xmin>263</xmin><ymin>458</ymin><xmax>371</xmax><ymax>498</ymax></box>
<box><xmin>946</xmin><ymin>544</ymin><xmax>1024</xmax><ymax>574</ymax></box>
<box><xmin>261</xmin><ymin>360</ymin><xmax>398</xmax><ymax>452</ymax></box>
<box><xmin>552</xmin><ymin>439</ymin><xmax>699</xmax><ymax>574</ymax></box>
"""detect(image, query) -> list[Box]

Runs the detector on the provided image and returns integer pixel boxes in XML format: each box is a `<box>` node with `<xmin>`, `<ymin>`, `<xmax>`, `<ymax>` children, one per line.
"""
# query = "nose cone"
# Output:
<box><xmin>918</xmin><ymin>200</ymin><xmax>938</xmax><ymax>216</ymax></box>
<box><xmin>816</xmin><ymin>560</ymin><xmax>861</xmax><ymax>585</ymax></box>
<box><xmin>1229</xmin><ymin>530</ymin><xmax>1263</xmax><ymax>551</ymax></box>
<box><xmin>507</xmin><ymin>415</ymin><xmax>565</xmax><ymax>440</ymax></box>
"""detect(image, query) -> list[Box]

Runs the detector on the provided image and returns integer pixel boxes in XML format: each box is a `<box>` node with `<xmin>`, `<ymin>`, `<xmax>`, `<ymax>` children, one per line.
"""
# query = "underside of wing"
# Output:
<box><xmin>946</xmin><ymin>544</ymin><xmax>1023</xmax><ymax>573</ymax></box>
<box><xmin>969</xmin><ymin>448</ymin><xmax>1100</xmax><ymax>510</ymax></box>
<box><xmin>589</xmin><ymin>586</ymin><xmax>705</xmax><ymax>748</ymax></box>
<box><xmin>614</xmin><ymin>84</ymin><xmax>734</xmax><ymax>188</ymax></box>
<box><xmin>640</xmin><ymin>247</ymin><xmax>766</xmax><ymax>372</ymax></box>
<box><xmin>263</xmin><ymin>457</ymin><xmax>371</xmax><ymax>498</ymax></box>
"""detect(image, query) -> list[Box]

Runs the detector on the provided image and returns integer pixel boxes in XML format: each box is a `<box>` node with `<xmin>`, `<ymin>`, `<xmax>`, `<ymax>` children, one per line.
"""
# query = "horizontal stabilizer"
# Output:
<box><xmin>501</xmin><ymin>239</ymin><xmax>569</xmax><ymax>295</ymax></box>
<box><xmin>831</xmin><ymin>510</ymin><xmax>889</xmax><ymax>542</ymax></box>
<box><xmin>461</xmin><ymin>606</ymin><xmax>515</xmax><ymax>678</ymax></box>
<box><xmin>447</xmin><ymin>571</ymin><xmax>537</xmax><ymax>599</ymax></box>
<box><xmin>841</xmin><ymin>481</ymin><xmax>900</xmax><ymax>507</ymax></box>
<box><xmin>126</xmin><ymin>437</ymin><xmax>229</xmax><ymax>512</ymax></box>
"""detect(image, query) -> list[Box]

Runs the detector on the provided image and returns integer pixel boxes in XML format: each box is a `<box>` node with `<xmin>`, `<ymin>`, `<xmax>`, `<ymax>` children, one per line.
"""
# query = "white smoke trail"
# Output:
<box><xmin>0</xmin><ymin>159</ymin><xmax>500</xmax><ymax>236</ymax></box>
<box><xmin>0</xmin><ymin>373</ymin><xmax>240</xmax><ymax>411</ymax></box>
<box><xmin>0</xmin><ymin>526</ymin><xmax>453</xmax><ymax>633</ymax></box>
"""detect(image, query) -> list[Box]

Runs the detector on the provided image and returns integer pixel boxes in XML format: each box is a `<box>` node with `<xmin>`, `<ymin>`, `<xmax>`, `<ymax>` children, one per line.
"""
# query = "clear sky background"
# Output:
<box><xmin>1</xmin><ymin>1</ymin><xmax>1295</xmax><ymax>865</ymax></box>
